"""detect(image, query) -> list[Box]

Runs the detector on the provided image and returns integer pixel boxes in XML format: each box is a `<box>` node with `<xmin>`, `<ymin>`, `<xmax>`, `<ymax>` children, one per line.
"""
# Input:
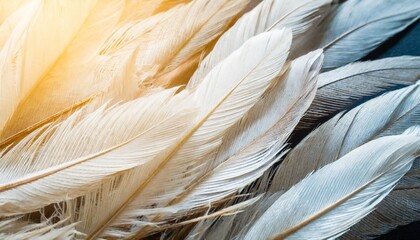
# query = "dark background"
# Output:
<box><xmin>361</xmin><ymin>21</ymin><xmax>420</xmax><ymax>240</ymax></box>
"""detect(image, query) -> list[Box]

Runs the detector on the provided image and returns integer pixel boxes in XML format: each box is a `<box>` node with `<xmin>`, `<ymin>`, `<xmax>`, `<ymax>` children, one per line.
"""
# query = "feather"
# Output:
<box><xmin>135</xmin><ymin>0</ymin><xmax>250</xmax><ymax>89</ymax></box>
<box><xmin>64</xmin><ymin>29</ymin><xmax>291</xmax><ymax>239</ymax></box>
<box><xmin>131</xmin><ymin>49</ymin><xmax>322</xmax><ymax>235</ymax></box>
<box><xmin>0</xmin><ymin>0</ymin><xmax>97</xmax><ymax>138</ymax></box>
<box><xmin>291</xmin><ymin>0</ymin><xmax>420</xmax><ymax>70</ymax></box>
<box><xmin>0</xmin><ymin>0</ymin><xmax>247</xmax><ymax>145</ymax></box>
<box><xmin>0</xmin><ymin>217</ymin><xmax>81</xmax><ymax>240</ymax></box>
<box><xmin>293</xmin><ymin>56</ymin><xmax>420</xmax><ymax>142</ymax></box>
<box><xmin>0</xmin><ymin>0</ymin><xmax>125</xmax><ymax>144</ymax></box>
<box><xmin>120</xmin><ymin>0</ymin><xmax>190</xmax><ymax>24</ymax></box>
<box><xmin>269</xmin><ymin>84</ymin><xmax>420</xmax><ymax>239</ymax></box>
<box><xmin>195</xmin><ymin>83</ymin><xmax>420</xmax><ymax>240</ymax></box>
<box><xmin>185</xmin><ymin>192</ymin><xmax>284</xmax><ymax>240</ymax></box>
<box><xmin>341</xmin><ymin>159</ymin><xmax>420</xmax><ymax>239</ymax></box>
<box><xmin>187</xmin><ymin>0</ymin><xmax>331</xmax><ymax>89</ymax></box>
<box><xmin>241</xmin><ymin>134</ymin><xmax>420</xmax><ymax>240</ymax></box>
<box><xmin>0</xmin><ymin>89</ymin><xmax>196</xmax><ymax>216</ymax></box>
<box><xmin>271</xmin><ymin>83</ymin><xmax>420</xmax><ymax>192</ymax></box>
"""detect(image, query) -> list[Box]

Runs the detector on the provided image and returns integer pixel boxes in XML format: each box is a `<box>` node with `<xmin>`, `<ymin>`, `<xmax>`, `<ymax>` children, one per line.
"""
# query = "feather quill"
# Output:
<box><xmin>193</xmin><ymin>83</ymin><xmax>420</xmax><ymax>240</ymax></box>
<box><xmin>241</xmin><ymin>134</ymin><xmax>420</xmax><ymax>240</ymax></box>
<box><xmin>291</xmin><ymin>0</ymin><xmax>420</xmax><ymax>70</ymax></box>
<box><xmin>128</xmin><ymin>50</ymin><xmax>322</xmax><ymax>234</ymax></box>
<box><xmin>0</xmin><ymin>0</ymin><xmax>247</xmax><ymax>144</ymax></box>
<box><xmin>269</xmin><ymin>84</ymin><xmax>420</xmax><ymax>239</ymax></box>
<box><xmin>0</xmin><ymin>89</ymin><xmax>196</xmax><ymax>215</ymax></box>
<box><xmin>271</xmin><ymin>83</ymin><xmax>420</xmax><ymax>191</ymax></box>
<box><xmin>61</xmin><ymin>30</ymin><xmax>291</xmax><ymax>239</ymax></box>
<box><xmin>293</xmin><ymin>56</ymin><xmax>420</xmax><ymax>142</ymax></box>
<box><xmin>187</xmin><ymin>0</ymin><xmax>331</xmax><ymax>89</ymax></box>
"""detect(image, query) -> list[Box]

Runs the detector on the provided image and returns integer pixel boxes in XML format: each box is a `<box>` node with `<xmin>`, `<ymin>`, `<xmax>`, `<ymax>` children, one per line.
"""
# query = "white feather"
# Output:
<box><xmin>243</xmin><ymin>135</ymin><xmax>420</xmax><ymax>239</ymax></box>
<box><xmin>187</xmin><ymin>0</ymin><xmax>331</xmax><ymax>88</ymax></box>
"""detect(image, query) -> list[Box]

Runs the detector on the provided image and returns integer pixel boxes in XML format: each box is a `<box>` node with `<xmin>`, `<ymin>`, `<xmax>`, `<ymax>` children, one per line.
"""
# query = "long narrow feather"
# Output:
<box><xmin>66</xmin><ymin>30</ymin><xmax>291</xmax><ymax>239</ymax></box>
<box><xmin>0</xmin><ymin>89</ymin><xmax>196</xmax><ymax>216</ymax></box>
<box><xmin>130</xmin><ymin>50</ymin><xmax>323</xmax><ymax>232</ymax></box>
<box><xmin>269</xmin><ymin>84</ymin><xmax>420</xmax><ymax>238</ymax></box>
<box><xmin>0</xmin><ymin>0</ymin><xmax>247</xmax><ymax>145</ymax></box>
<box><xmin>194</xmin><ymin>83</ymin><xmax>420</xmax><ymax>239</ymax></box>
<box><xmin>187</xmin><ymin>0</ymin><xmax>331</xmax><ymax>88</ymax></box>
<box><xmin>293</xmin><ymin>56</ymin><xmax>420</xmax><ymax>142</ymax></box>
<box><xmin>241</xmin><ymin>134</ymin><xmax>420</xmax><ymax>239</ymax></box>
<box><xmin>136</xmin><ymin>0</ymin><xmax>250</xmax><ymax>89</ymax></box>
<box><xmin>291</xmin><ymin>0</ymin><xmax>420</xmax><ymax>70</ymax></box>
<box><xmin>342</xmin><ymin>159</ymin><xmax>420</xmax><ymax>239</ymax></box>
<box><xmin>271</xmin><ymin>83</ymin><xmax>420</xmax><ymax>191</ymax></box>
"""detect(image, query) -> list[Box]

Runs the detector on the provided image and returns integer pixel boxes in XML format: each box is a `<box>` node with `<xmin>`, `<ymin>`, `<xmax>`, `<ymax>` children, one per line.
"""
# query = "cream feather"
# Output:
<box><xmin>241</xmin><ymin>134</ymin><xmax>420</xmax><ymax>240</ymax></box>
<box><xmin>0</xmin><ymin>217</ymin><xmax>81</xmax><ymax>240</ymax></box>
<box><xmin>187</xmin><ymin>0</ymin><xmax>331</xmax><ymax>89</ymax></box>
<box><xmin>290</xmin><ymin>0</ymin><xmax>420</xmax><ymax>70</ymax></box>
<box><xmin>0</xmin><ymin>0</ymin><xmax>125</xmax><ymax>143</ymax></box>
<box><xmin>0</xmin><ymin>0</ymin><xmax>97</xmax><ymax>137</ymax></box>
<box><xmin>0</xmin><ymin>0</ymin><xmax>246</xmax><ymax>145</ymax></box>
<box><xmin>62</xmin><ymin>29</ymin><xmax>291</xmax><ymax>239</ymax></box>
<box><xmin>0</xmin><ymin>89</ymin><xmax>196</xmax><ymax>216</ymax></box>
<box><xmin>136</xmin><ymin>0</ymin><xmax>250</xmax><ymax>89</ymax></box>
<box><xmin>295</xmin><ymin>56</ymin><xmax>420</xmax><ymax>136</ymax></box>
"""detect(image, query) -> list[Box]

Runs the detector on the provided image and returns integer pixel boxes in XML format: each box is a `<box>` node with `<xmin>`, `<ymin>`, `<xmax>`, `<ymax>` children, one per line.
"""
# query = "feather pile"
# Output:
<box><xmin>0</xmin><ymin>0</ymin><xmax>419</xmax><ymax>239</ymax></box>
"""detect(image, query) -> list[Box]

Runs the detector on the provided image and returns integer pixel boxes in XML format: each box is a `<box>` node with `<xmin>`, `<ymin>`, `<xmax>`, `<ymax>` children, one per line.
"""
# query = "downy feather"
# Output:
<box><xmin>187</xmin><ymin>0</ymin><xmax>331</xmax><ymax>88</ymax></box>
<box><xmin>0</xmin><ymin>89</ymin><xmax>196</xmax><ymax>216</ymax></box>
<box><xmin>0</xmin><ymin>216</ymin><xmax>81</xmax><ymax>240</ymax></box>
<box><xmin>290</xmin><ymin>0</ymin><xmax>420</xmax><ymax>70</ymax></box>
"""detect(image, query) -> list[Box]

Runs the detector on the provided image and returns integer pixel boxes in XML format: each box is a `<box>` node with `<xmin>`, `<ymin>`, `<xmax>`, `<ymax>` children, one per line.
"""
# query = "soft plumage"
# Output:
<box><xmin>291</xmin><ymin>0</ymin><xmax>420</xmax><ymax>70</ymax></box>
<box><xmin>1</xmin><ymin>1</ymin><xmax>419</xmax><ymax>239</ymax></box>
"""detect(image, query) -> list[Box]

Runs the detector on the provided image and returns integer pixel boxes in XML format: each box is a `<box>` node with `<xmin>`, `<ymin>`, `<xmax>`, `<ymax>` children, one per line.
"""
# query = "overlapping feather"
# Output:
<box><xmin>187</xmin><ymin>0</ymin><xmax>331</xmax><ymax>88</ymax></box>
<box><xmin>295</xmin><ymin>56</ymin><xmax>420</xmax><ymax>135</ymax></box>
<box><xmin>125</xmin><ymin>49</ymin><xmax>323</xmax><ymax>235</ymax></box>
<box><xmin>271</xmin><ymin>83</ymin><xmax>420</xmax><ymax>191</ymax></box>
<box><xmin>0</xmin><ymin>89</ymin><xmax>196</xmax><ymax>216</ymax></box>
<box><xmin>52</xmin><ymin>29</ymin><xmax>292</xmax><ymax>239</ymax></box>
<box><xmin>0</xmin><ymin>1</ymin><xmax>419</xmax><ymax>239</ymax></box>
<box><xmin>291</xmin><ymin>0</ymin><xmax>420</xmax><ymax>70</ymax></box>
<box><xmin>242</xmin><ymin>133</ymin><xmax>420</xmax><ymax>240</ymax></box>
